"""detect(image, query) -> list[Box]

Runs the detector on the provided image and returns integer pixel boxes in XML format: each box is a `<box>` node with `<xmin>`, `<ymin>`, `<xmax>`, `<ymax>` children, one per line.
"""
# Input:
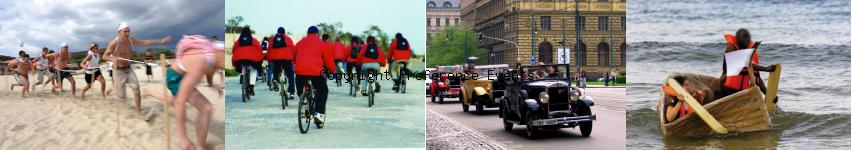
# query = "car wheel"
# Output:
<box><xmin>502</xmin><ymin>105</ymin><xmax>512</xmax><ymax>131</ymax></box>
<box><xmin>525</xmin><ymin>111</ymin><xmax>538</xmax><ymax>138</ymax></box>
<box><xmin>439</xmin><ymin>95</ymin><xmax>444</xmax><ymax>104</ymax></box>
<box><xmin>475</xmin><ymin>95</ymin><xmax>484</xmax><ymax>115</ymax></box>
<box><xmin>578</xmin><ymin>106</ymin><xmax>593</xmax><ymax>137</ymax></box>
<box><xmin>496</xmin><ymin>98</ymin><xmax>503</xmax><ymax>118</ymax></box>
<box><xmin>431</xmin><ymin>94</ymin><xmax>436</xmax><ymax>102</ymax></box>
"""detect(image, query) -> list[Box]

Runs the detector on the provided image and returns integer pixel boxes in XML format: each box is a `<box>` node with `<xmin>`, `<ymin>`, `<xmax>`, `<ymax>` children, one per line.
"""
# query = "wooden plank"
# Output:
<box><xmin>666</xmin><ymin>79</ymin><xmax>729</xmax><ymax>134</ymax></box>
<box><xmin>161</xmin><ymin>54</ymin><xmax>171</xmax><ymax>150</ymax></box>
<box><xmin>765</xmin><ymin>63</ymin><xmax>781</xmax><ymax>113</ymax></box>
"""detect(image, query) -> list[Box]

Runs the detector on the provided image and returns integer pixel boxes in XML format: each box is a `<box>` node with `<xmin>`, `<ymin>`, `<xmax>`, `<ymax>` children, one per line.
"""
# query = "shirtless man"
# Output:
<box><xmin>48</xmin><ymin>43</ymin><xmax>76</xmax><ymax>96</ymax></box>
<box><xmin>8</xmin><ymin>52</ymin><xmax>33</xmax><ymax>97</ymax></box>
<box><xmin>103</xmin><ymin>22</ymin><xmax>171</xmax><ymax>114</ymax></box>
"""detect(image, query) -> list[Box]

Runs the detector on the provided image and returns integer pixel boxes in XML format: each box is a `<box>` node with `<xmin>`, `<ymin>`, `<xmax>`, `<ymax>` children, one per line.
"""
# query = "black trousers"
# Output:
<box><xmin>296</xmin><ymin>75</ymin><xmax>328</xmax><ymax>114</ymax></box>
<box><xmin>270</xmin><ymin>60</ymin><xmax>295</xmax><ymax>93</ymax></box>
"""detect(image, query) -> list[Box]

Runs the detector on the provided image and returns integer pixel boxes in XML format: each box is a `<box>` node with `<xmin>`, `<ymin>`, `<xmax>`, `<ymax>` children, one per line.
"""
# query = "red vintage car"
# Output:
<box><xmin>430</xmin><ymin>65</ymin><xmax>462</xmax><ymax>103</ymax></box>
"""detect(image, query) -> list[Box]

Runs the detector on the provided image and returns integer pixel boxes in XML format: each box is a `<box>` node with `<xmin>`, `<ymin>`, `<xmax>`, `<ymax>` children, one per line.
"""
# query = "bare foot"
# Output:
<box><xmin>180</xmin><ymin>138</ymin><xmax>197</xmax><ymax>150</ymax></box>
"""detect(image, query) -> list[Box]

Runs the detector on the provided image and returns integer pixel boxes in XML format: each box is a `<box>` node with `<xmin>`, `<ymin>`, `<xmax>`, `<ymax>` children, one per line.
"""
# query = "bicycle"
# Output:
<box><xmin>278</xmin><ymin>77</ymin><xmax>291</xmax><ymax>110</ymax></box>
<box><xmin>348</xmin><ymin>67</ymin><xmax>359</xmax><ymax>97</ymax></box>
<box><xmin>395</xmin><ymin>62</ymin><xmax>408</xmax><ymax>94</ymax></box>
<box><xmin>365</xmin><ymin>68</ymin><xmax>377</xmax><ymax>107</ymax></box>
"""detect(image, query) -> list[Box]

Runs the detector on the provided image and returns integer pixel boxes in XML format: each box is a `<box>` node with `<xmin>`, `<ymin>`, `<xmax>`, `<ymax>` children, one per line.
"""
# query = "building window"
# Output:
<box><xmin>577</xmin><ymin>16</ymin><xmax>585</xmax><ymax>31</ymax></box>
<box><xmin>540</xmin><ymin>16</ymin><xmax>551</xmax><ymax>31</ymax></box>
<box><xmin>436</xmin><ymin>18</ymin><xmax>441</xmax><ymax>27</ymax></box>
<box><xmin>576</xmin><ymin>41</ymin><xmax>586</xmax><ymax>66</ymax></box>
<box><xmin>455</xmin><ymin>18</ymin><xmax>459</xmax><ymax>25</ymax></box>
<box><xmin>427</xmin><ymin>18</ymin><xmax>431</xmax><ymax>27</ymax></box>
<box><xmin>621</xmin><ymin>16</ymin><xmax>626</xmax><ymax>30</ymax></box>
<box><xmin>598</xmin><ymin>42</ymin><xmax>610</xmax><ymax>66</ymax></box>
<box><xmin>598</xmin><ymin>0</ymin><xmax>609</xmax><ymax>2</ymax></box>
<box><xmin>539</xmin><ymin>42</ymin><xmax>553</xmax><ymax>64</ymax></box>
<box><xmin>446</xmin><ymin>18</ymin><xmax>450</xmax><ymax>26</ymax></box>
<box><xmin>427</xmin><ymin>1</ymin><xmax>436</xmax><ymax>8</ymax></box>
<box><xmin>443</xmin><ymin>2</ymin><xmax>453</xmax><ymax>7</ymax></box>
<box><xmin>621</xmin><ymin>44</ymin><xmax>626</xmax><ymax>66</ymax></box>
<box><xmin>598</xmin><ymin>17</ymin><xmax>608</xmax><ymax>31</ymax></box>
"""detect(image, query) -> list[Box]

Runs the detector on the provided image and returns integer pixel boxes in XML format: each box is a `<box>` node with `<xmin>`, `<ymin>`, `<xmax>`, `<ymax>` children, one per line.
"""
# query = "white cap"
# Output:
<box><xmin>117</xmin><ymin>22</ymin><xmax>129</xmax><ymax>31</ymax></box>
<box><xmin>60</xmin><ymin>42</ymin><xmax>68</xmax><ymax>48</ymax></box>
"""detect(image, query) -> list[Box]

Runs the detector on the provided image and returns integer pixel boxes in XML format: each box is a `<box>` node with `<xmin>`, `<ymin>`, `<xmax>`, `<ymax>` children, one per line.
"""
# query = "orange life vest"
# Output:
<box><xmin>662</xmin><ymin>85</ymin><xmax>693</xmax><ymax>117</ymax></box>
<box><xmin>723</xmin><ymin>34</ymin><xmax>758</xmax><ymax>90</ymax></box>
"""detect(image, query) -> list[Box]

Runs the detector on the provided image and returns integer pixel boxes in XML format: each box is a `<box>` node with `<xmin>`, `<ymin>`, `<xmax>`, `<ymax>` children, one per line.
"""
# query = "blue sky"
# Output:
<box><xmin>226</xmin><ymin>0</ymin><xmax>426</xmax><ymax>54</ymax></box>
<box><xmin>0</xmin><ymin>0</ymin><xmax>224</xmax><ymax>56</ymax></box>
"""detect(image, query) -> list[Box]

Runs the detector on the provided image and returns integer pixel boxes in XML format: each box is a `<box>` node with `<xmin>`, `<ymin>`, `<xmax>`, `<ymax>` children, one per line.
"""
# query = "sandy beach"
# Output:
<box><xmin>0</xmin><ymin>64</ymin><xmax>225</xmax><ymax>149</ymax></box>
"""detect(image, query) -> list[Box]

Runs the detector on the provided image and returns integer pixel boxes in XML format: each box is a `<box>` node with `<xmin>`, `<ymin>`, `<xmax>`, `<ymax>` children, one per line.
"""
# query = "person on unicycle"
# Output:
<box><xmin>294</xmin><ymin>26</ymin><xmax>337</xmax><ymax>126</ymax></box>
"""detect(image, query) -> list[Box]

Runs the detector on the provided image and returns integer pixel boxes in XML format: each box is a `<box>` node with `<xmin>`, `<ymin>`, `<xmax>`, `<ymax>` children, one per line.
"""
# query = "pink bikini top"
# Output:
<box><xmin>174</xmin><ymin>35</ymin><xmax>223</xmax><ymax>71</ymax></box>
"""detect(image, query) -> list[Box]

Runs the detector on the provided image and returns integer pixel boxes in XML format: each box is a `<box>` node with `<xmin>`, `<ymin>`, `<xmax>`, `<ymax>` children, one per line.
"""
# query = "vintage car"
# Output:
<box><xmin>426</xmin><ymin>68</ymin><xmax>436</xmax><ymax>96</ymax></box>
<box><xmin>460</xmin><ymin>64</ymin><xmax>509</xmax><ymax>114</ymax></box>
<box><xmin>430</xmin><ymin>65</ymin><xmax>463</xmax><ymax>103</ymax></box>
<box><xmin>499</xmin><ymin>64</ymin><xmax>596</xmax><ymax>137</ymax></box>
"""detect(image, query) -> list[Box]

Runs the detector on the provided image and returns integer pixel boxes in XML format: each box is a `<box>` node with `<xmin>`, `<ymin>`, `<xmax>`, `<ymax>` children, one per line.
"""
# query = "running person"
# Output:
<box><xmin>267</xmin><ymin>27</ymin><xmax>297</xmax><ymax>96</ymax></box>
<box><xmin>231</xmin><ymin>26</ymin><xmax>264</xmax><ymax>96</ymax></box>
<box><xmin>144</xmin><ymin>49</ymin><xmax>154</xmax><ymax>82</ymax></box>
<box><xmin>103</xmin><ymin>22</ymin><xmax>172</xmax><ymax>114</ymax></box>
<box><xmin>293</xmin><ymin>26</ymin><xmax>336</xmax><ymax>125</ymax></box>
<box><xmin>80</xmin><ymin>43</ymin><xmax>108</xmax><ymax>99</ymax></box>
<box><xmin>144</xmin><ymin>35</ymin><xmax>224</xmax><ymax>150</ymax></box>
<box><xmin>358</xmin><ymin>36</ymin><xmax>387</xmax><ymax>96</ymax></box>
<box><xmin>48</xmin><ymin>42</ymin><xmax>76</xmax><ymax>96</ymax></box>
<box><xmin>32</xmin><ymin>48</ymin><xmax>51</xmax><ymax>89</ymax></box>
<box><xmin>388</xmin><ymin>33</ymin><xmax>412</xmax><ymax>91</ymax></box>
<box><xmin>7</xmin><ymin>52</ymin><xmax>32</xmax><ymax>97</ymax></box>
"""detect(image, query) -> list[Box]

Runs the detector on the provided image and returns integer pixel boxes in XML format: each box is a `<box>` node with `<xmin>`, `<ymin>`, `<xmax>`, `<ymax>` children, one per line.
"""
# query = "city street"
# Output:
<box><xmin>426</xmin><ymin>88</ymin><xmax>626</xmax><ymax>150</ymax></box>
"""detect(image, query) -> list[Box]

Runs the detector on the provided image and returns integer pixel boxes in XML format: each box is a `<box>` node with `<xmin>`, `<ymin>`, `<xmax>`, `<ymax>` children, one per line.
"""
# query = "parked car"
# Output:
<box><xmin>430</xmin><ymin>65</ymin><xmax>462</xmax><ymax>103</ymax></box>
<box><xmin>460</xmin><ymin>64</ymin><xmax>509</xmax><ymax>114</ymax></box>
<box><xmin>499</xmin><ymin>64</ymin><xmax>595</xmax><ymax>137</ymax></box>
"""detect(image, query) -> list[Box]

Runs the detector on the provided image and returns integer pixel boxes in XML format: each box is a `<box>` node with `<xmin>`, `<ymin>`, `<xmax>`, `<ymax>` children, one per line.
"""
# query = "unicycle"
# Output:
<box><xmin>298</xmin><ymin>81</ymin><xmax>314</xmax><ymax>134</ymax></box>
<box><xmin>240</xmin><ymin>66</ymin><xmax>251</xmax><ymax>102</ymax></box>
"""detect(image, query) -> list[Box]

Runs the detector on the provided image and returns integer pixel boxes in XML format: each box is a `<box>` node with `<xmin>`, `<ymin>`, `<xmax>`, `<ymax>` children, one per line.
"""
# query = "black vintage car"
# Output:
<box><xmin>498</xmin><ymin>64</ymin><xmax>596</xmax><ymax>137</ymax></box>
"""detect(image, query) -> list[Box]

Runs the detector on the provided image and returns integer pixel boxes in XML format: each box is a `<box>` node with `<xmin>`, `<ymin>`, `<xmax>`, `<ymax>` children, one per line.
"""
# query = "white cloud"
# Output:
<box><xmin>0</xmin><ymin>0</ymin><xmax>224</xmax><ymax>56</ymax></box>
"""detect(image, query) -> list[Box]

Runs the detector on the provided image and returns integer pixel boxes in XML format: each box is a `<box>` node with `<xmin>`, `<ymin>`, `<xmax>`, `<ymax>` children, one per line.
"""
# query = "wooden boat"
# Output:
<box><xmin>658</xmin><ymin>64</ymin><xmax>781</xmax><ymax>136</ymax></box>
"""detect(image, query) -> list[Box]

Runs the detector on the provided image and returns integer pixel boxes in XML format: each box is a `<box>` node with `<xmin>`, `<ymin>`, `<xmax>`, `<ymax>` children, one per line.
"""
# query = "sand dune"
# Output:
<box><xmin>0</xmin><ymin>64</ymin><xmax>225</xmax><ymax>149</ymax></box>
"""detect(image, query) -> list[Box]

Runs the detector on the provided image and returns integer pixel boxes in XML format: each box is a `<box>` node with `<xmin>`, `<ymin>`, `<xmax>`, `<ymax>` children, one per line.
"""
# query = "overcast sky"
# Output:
<box><xmin>0</xmin><ymin>0</ymin><xmax>224</xmax><ymax>57</ymax></box>
<box><xmin>226</xmin><ymin>0</ymin><xmax>426</xmax><ymax>55</ymax></box>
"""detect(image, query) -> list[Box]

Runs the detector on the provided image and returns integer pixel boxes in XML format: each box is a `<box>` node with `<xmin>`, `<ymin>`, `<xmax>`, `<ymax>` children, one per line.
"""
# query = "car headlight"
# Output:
<box><xmin>571</xmin><ymin>91</ymin><xmax>580</xmax><ymax>101</ymax></box>
<box><xmin>580</xmin><ymin>96</ymin><xmax>594</xmax><ymax>102</ymax></box>
<box><xmin>539</xmin><ymin>92</ymin><xmax>549</xmax><ymax>104</ymax></box>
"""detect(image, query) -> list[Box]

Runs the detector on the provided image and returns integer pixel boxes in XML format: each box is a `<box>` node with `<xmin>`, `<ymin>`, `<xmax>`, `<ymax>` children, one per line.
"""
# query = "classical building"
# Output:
<box><xmin>475</xmin><ymin>0</ymin><xmax>626</xmax><ymax>77</ymax></box>
<box><xmin>427</xmin><ymin>0</ymin><xmax>475</xmax><ymax>40</ymax></box>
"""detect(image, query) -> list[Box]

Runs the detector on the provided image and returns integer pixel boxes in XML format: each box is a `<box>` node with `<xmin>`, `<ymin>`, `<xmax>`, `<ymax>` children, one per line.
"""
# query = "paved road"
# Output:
<box><xmin>426</xmin><ymin>88</ymin><xmax>626</xmax><ymax>150</ymax></box>
<box><xmin>225</xmin><ymin>77</ymin><xmax>426</xmax><ymax>149</ymax></box>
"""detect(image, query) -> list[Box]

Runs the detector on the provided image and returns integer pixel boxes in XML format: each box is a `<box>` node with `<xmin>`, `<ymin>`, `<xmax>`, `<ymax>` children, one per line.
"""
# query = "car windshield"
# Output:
<box><xmin>521</xmin><ymin>64</ymin><xmax>569</xmax><ymax>80</ymax></box>
<box><xmin>438</xmin><ymin>65</ymin><xmax>462</xmax><ymax>73</ymax></box>
<box><xmin>474</xmin><ymin>65</ymin><xmax>509</xmax><ymax>79</ymax></box>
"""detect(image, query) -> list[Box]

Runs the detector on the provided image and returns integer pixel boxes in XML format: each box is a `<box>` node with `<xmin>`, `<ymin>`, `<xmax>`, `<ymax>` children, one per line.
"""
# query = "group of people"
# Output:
<box><xmin>663</xmin><ymin>28</ymin><xmax>778</xmax><ymax>123</ymax></box>
<box><xmin>230</xmin><ymin>25</ymin><xmax>413</xmax><ymax>127</ymax></box>
<box><xmin>5</xmin><ymin>22</ymin><xmax>226</xmax><ymax>150</ymax></box>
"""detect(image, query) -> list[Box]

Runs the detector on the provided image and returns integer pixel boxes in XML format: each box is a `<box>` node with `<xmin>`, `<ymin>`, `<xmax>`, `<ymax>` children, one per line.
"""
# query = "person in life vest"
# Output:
<box><xmin>267</xmin><ymin>27</ymin><xmax>297</xmax><ymax>98</ymax></box>
<box><xmin>231</xmin><ymin>26</ymin><xmax>264</xmax><ymax>96</ymax></box>
<box><xmin>358</xmin><ymin>36</ymin><xmax>387</xmax><ymax>96</ymax></box>
<box><xmin>345</xmin><ymin>36</ymin><xmax>363</xmax><ymax>90</ymax></box>
<box><xmin>663</xmin><ymin>76</ymin><xmax>707</xmax><ymax>123</ymax></box>
<box><xmin>388</xmin><ymin>33</ymin><xmax>412</xmax><ymax>91</ymax></box>
<box><xmin>294</xmin><ymin>26</ymin><xmax>336</xmax><ymax>125</ymax></box>
<box><xmin>7</xmin><ymin>51</ymin><xmax>32</xmax><ymax>97</ymax></box>
<box><xmin>79</xmin><ymin>43</ymin><xmax>109</xmax><ymax>100</ymax></box>
<box><xmin>717</xmin><ymin>28</ymin><xmax>777</xmax><ymax>99</ymax></box>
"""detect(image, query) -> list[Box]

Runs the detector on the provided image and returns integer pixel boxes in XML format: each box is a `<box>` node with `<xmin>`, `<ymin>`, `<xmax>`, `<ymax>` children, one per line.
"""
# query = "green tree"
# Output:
<box><xmin>426</xmin><ymin>26</ymin><xmax>484</xmax><ymax>67</ymax></box>
<box><xmin>361</xmin><ymin>25</ymin><xmax>390</xmax><ymax>53</ymax></box>
<box><xmin>225</xmin><ymin>16</ymin><xmax>244</xmax><ymax>33</ymax></box>
<box><xmin>317</xmin><ymin>22</ymin><xmax>345</xmax><ymax>41</ymax></box>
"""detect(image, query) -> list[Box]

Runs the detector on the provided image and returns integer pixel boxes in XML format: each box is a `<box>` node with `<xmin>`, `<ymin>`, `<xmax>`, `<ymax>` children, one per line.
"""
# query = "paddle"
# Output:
<box><xmin>764</xmin><ymin>63</ymin><xmax>781</xmax><ymax>113</ymax></box>
<box><xmin>666</xmin><ymin>78</ymin><xmax>729</xmax><ymax>134</ymax></box>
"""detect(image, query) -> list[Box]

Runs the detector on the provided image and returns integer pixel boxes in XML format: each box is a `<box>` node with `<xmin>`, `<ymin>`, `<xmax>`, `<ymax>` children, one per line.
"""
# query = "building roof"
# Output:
<box><xmin>427</xmin><ymin>0</ymin><xmax>460</xmax><ymax>8</ymax></box>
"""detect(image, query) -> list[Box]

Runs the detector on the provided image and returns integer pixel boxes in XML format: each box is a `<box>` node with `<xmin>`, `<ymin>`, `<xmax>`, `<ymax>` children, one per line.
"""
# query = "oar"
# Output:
<box><xmin>765</xmin><ymin>63</ymin><xmax>781</xmax><ymax>113</ymax></box>
<box><xmin>161</xmin><ymin>54</ymin><xmax>171</xmax><ymax>150</ymax></box>
<box><xmin>666</xmin><ymin>78</ymin><xmax>729</xmax><ymax>134</ymax></box>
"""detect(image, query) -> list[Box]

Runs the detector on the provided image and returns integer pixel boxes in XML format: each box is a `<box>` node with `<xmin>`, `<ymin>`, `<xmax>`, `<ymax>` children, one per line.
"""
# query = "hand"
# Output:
<box><xmin>767</xmin><ymin>64</ymin><xmax>777</xmax><ymax>72</ymax></box>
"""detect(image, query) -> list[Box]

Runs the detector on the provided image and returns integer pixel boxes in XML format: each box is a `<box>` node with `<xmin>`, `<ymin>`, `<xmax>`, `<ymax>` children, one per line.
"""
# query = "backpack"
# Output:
<box><xmin>349</xmin><ymin>45</ymin><xmax>361</xmax><ymax>59</ymax></box>
<box><xmin>271</xmin><ymin>34</ymin><xmax>287</xmax><ymax>48</ymax></box>
<box><xmin>364</xmin><ymin>44</ymin><xmax>379</xmax><ymax>59</ymax></box>
<box><xmin>395</xmin><ymin>38</ymin><xmax>409</xmax><ymax>50</ymax></box>
<box><xmin>238</xmin><ymin>34</ymin><xmax>253</xmax><ymax>46</ymax></box>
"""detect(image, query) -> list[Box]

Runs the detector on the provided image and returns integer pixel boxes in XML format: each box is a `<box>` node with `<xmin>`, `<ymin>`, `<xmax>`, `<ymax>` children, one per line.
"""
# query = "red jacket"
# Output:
<box><xmin>332</xmin><ymin>41</ymin><xmax>345</xmax><ymax>60</ymax></box>
<box><xmin>267</xmin><ymin>34</ymin><xmax>296</xmax><ymax>61</ymax></box>
<box><xmin>345</xmin><ymin>43</ymin><xmax>364</xmax><ymax>63</ymax></box>
<box><xmin>357</xmin><ymin>43</ymin><xmax>386</xmax><ymax>66</ymax></box>
<box><xmin>231</xmin><ymin>38</ymin><xmax>264</xmax><ymax>66</ymax></box>
<box><xmin>388</xmin><ymin>39</ymin><xmax>412</xmax><ymax>60</ymax></box>
<box><xmin>294</xmin><ymin>34</ymin><xmax>336</xmax><ymax>76</ymax></box>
